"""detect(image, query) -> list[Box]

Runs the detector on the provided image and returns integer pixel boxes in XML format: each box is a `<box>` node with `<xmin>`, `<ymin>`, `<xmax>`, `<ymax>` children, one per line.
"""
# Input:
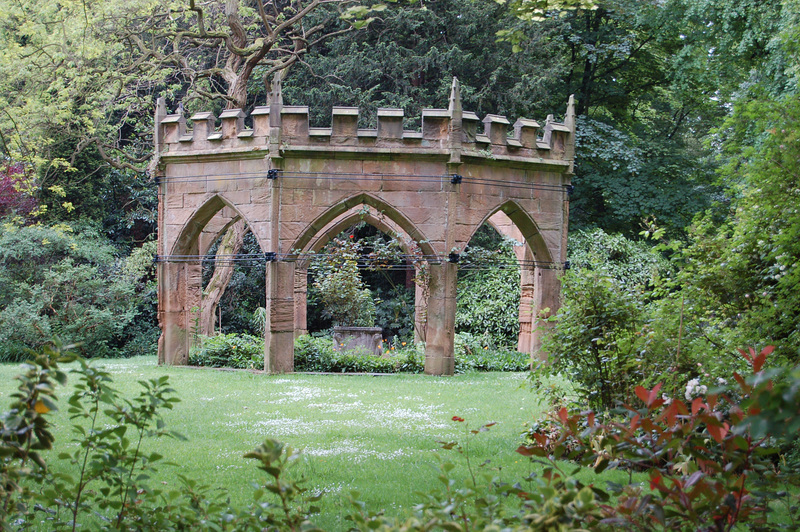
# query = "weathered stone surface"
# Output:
<box><xmin>155</xmin><ymin>84</ymin><xmax>575</xmax><ymax>375</ymax></box>
<box><xmin>333</xmin><ymin>327</ymin><xmax>384</xmax><ymax>357</ymax></box>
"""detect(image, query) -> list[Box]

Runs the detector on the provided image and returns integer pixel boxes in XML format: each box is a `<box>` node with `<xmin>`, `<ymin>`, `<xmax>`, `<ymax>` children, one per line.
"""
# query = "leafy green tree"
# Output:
<box><xmin>0</xmin><ymin>222</ymin><xmax>142</xmax><ymax>359</ymax></box>
<box><xmin>668</xmin><ymin>95</ymin><xmax>800</xmax><ymax>364</ymax></box>
<box><xmin>640</xmin><ymin>0</ymin><xmax>800</xmax><ymax>365</ymax></box>
<box><xmin>283</xmin><ymin>0</ymin><xmax>569</xmax><ymax>127</ymax></box>
<box><xmin>568</xmin><ymin>228</ymin><xmax>672</xmax><ymax>289</ymax></box>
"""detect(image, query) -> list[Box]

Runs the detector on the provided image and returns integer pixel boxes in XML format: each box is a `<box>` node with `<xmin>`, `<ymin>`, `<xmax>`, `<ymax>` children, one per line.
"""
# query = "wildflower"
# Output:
<box><xmin>685</xmin><ymin>378</ymin><xmax>707</xmax><ymax>401</ymax></box>
<box><xmin>34</xmin><ymin>400</ymin><xmax>50</xmax><ymax>414</ymax></box>
<box><xmin>401</xmin><ymin>342</ymin><xmax>406</xmax><ymax>346</ymax></box>
<box><xmin>452</xmin><ymin>416</ymin><xmax>464</xmax><ymax>422</ymax></box>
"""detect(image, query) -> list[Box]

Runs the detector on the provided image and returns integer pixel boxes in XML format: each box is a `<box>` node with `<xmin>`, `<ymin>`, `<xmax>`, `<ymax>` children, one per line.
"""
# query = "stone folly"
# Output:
<box><xmin>153</xmin><ymin>78</ymin><xmax>574</xmax><ymax>375</ymax></box>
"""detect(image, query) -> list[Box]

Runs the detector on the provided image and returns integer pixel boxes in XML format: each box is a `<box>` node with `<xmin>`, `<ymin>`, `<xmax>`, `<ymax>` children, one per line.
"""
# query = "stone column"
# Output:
<box><xmin>159</xmin><ymin>261</ymin><xmax>201</xmax><ymax>365</ymax></box>
<box><xmin>414</xmin><ymin>265</ymin><xmax>427</xmax><ymax>344</ymax></box>
<box><xmin>424</xmin><ymin>262</ymin><xmax>457</xmax><ymax>375</ymax></box>
<box><xmin>518</xmin><ymin>261</ymin><xmax>535</xmax><ymax>354</ymax></box>
<box><xmin>265</xmin><ymin>260</ymin><xmax>296</xmax><ymax>373</ymax></box>
<box><xmin>294</xmin><ymin>267</ymin><xmax>308</xmax><ymax>338</ymax></box>
<box><xmin>531</xmin><ymin>266</ymin><xmax>561</xmax><ymax>362</ymax></box>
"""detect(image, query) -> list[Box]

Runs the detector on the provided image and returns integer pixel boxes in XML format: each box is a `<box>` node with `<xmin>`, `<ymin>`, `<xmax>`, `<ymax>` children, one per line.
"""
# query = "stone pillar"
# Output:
<box><xmin>159</xmin><ymin>261</ymin><xmax>201</xmax><ymax>365</ymax></box>
<box><xmin>424</xmin><ymin>262</ymin><xmax>457</xmax><ymax>375</ymax></box>
<box><xmin>265</xmin><ymin>260</ymin><xmax>296</xmax><ymax>373</ymax></box>
<box><xmin>294</xmin><ymin>267</ymin><xmax>308</xmax><ymax>338</ymax></box>
<box><xmin>518</xmin><ymin>259</ymin><xmax>535</xmax><ymax>354</ymax></box>
<box><xmin>414</xmin><ymin>265</ymin><xmax>427</xmax><ymax>344</ymax></box>
<box><xmin>531</xmin><ymin>266</ymin><xmax>561</xmax><ymax>362</ymax></box>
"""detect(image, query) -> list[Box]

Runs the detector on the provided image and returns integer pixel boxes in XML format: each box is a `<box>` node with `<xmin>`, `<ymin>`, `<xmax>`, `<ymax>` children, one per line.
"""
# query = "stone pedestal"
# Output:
<box><xmin>332</xmin><ymin>327</ymin><xmax>384</xmax><ymax>357</ymax></box>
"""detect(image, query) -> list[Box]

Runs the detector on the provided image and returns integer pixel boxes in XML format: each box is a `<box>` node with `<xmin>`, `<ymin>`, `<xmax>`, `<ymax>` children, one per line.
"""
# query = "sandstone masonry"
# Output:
<box><xmin>154</xmin><ymin>79</ymin><xmax>574</xmax><ymax>375</ymax></box>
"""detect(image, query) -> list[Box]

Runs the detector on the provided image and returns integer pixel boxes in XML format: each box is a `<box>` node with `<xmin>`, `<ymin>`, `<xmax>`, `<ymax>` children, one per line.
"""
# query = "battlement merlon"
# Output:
<box><xmin>157</xmin><ymin>94</ymin><xmax>576</xmax><ymax>169</ymax></box>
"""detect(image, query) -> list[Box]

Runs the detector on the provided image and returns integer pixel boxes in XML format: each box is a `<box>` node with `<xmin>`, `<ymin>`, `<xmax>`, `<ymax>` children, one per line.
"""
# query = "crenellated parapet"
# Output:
<box><xmin>157</xmin><ymin>78</ymin><xmax>575</xmax><ymax>170</ymax></box>
<box><xmin>155</xmin><ymin>77</ymin><xmax>574</xmax><ymax>375</ymax></box>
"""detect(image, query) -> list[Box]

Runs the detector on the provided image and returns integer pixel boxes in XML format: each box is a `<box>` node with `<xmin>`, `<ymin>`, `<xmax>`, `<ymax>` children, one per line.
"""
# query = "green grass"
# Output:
<box><xmin>0</xmin><ymin>356</ymin><xmax>583</xmax><ymax>530</ymax></box>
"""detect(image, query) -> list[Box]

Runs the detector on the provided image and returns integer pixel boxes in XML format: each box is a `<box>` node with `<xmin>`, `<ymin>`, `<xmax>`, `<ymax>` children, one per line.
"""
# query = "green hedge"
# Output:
<box><xmin>293</xmin><ymin>335</ymin><xmax>425</xmax><ymax>373</ymax></box>
<box><xmin>188</xmin><ymin>333</ymin><xmax>264</xmax><ymax>369</ymax></box>
<box><xmin>188</xmin><ymin>333</ymin><xmax>531</xmax><ymax>373</ymax></box>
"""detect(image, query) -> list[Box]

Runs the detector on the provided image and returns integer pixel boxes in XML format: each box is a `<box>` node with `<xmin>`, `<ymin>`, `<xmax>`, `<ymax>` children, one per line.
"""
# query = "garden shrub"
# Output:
<box><xmin>294</xmin><ymin>334</ymin><xmax>527</xmax><ymax>374</ymax></box>
<box><xmin>568</xmin><ymin>228</ymin><xmax>672</xmax><ymax>290</ymax></box>
<box><xmin>190</xmin><ymin>332</ymin><xmax>530</xmax><ymax>374</ymax></box>
<box><xmin>309</xmin><ymin>237</ymin><xmax>377</xmax><ymax>327</ymax></box>
<box><xmin>456</xmin><ymin>232</ymin><xmax>521</xmax><ymax>349</ymax></box>
<box><xmin>188</xmin><ymin>333</ymin><xmax>264</xmax><ymax>369</ymax></box>
<box><xmin>0</xmin><ymin>222</ymin><xmax>139</xmax><ymax>360</ymax></box>
<box><xmin>115</xmin><ymin>240</ymin><xmax>160</xmax><ymax>358</ymax></box>
<box><xmin>455</xmin><ymin>332</ymin><xmax>530</xmax><ymax>372</ymax></box>
<box><xmin>519</xmin><ymin>345</ymin><xmax>800</xmax><ymax>531</ymax></box>
<box><xmin>177</xmin><ymin>334</ymin><xmax>533</xmax><ymax>374</ymax></box>
<box><xmin>540</xmin><ymin>267</ymin><xmax>646</xmax><ymax>411</ymax></box>
<box><xmin>294</xmin><ymin>335</ymin><xmax>425</xmax><ymax>373</ymax></box>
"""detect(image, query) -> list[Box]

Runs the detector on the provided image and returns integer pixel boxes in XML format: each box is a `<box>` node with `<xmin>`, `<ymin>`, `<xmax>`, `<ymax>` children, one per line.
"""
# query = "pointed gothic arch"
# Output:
<box><xmin>470</xmin><ymin>201</ymin><xmax>562</xmax><ymax>357</ymax></box>
<box><xmin>154</xmin><ymin>81</ymin><xmax>574</xmax><ymax>374</ymax></box>
<box><xmin>289</xmin><ymin>192</ymin><xmax>435</xmax><ymax>258</ymax></box>
<box><xmin>158</xmin><ymin>195</ymin><xmax>264</xmax><ymax>365</ymax></box>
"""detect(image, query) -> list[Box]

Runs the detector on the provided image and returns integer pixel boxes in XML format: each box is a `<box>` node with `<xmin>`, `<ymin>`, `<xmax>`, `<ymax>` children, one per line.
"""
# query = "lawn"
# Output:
<box><xmin>0</xmin><ymin>356</ymin><xmax>570</xmax><ymax>529</ymax></box>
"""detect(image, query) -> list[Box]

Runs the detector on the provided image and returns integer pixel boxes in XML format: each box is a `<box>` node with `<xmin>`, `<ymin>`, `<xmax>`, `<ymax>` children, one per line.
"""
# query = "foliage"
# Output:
<box><xmin>238</xmin><ymin>440</ymin><xmax>324</xmax><ymax>531</ymax></box>
<box><xmin>454</xmin><ymin>332</ymin><xmax>531</xmax><ymax>372</ymax></box>
<box><xmin>0</xmin><ymin>222</ymin><xmax>139</xmax><ymax>360</ymax></box>
<box><xmin>309</xmin><ymin>236</ymin><xmax>376</xmax><ymax>328</ymax></box>
<box><xmin>540</xmin><ymin>267</ymin><xmax>646</xmax><ymax>411</ymax></box>
<box><xmin>208</xmin><ymin>231</ymin><xmax>267</xmax><ymax>336</ymax></box>
<box><xmin>283</xmin><ymin>0</ymin><xmax>569</xmax><ymax>127</ymax></box>
<box><xmin>115</xmin><ymin>240</ymin><xmax>159</xmax><ymax>358</ymax></box>
<box><xmin>499</xmin><ymin>0</ymin><xmax>597</xmax><ymax>24</ymax></box>
<box><xmin>188</xmin><ymin>333</ymin><xmax>264</xmax><ymax>370</ymax></box>
<box><xmin>294</xmin><ymin>334</ymin><xmax>529</xmax><ymax>373</ymax></box>
<box><xmin>0</xmin><ymin>0</ymin><xmax>373</xmax><ymax>183</ymax></box>
<box><xmin>371</xmin><ymin>284</ymin><xmax>415</xmax><ymax>341</ymax></box>
<box><xmin>44</xmin><ymin>358</ymin><xmax>180</xmax><ymax>530</ymax></box>
<box><xmin>568</xmin><ymin>228</ymin><xmax>672</xmax><ymax>289</ymax></box>
<box><xmin>293</xmin><ymin>335</ymin><xmax>424</xmax><ymax>374</ymax></box>
<box><xmin>520</xmin><ymin>346</ymin><xmax>800</xmax><ymax>530</ymax></box>
<box><xmin>669</xmin><ymin>93</ymin><xmax>800</xmax><ymax>364</ymax></box>
<box><xmin>0</xmin><ymin>162</ymin><xmax>37</xmax><ymax>222</ymax></box>
<box><xmin>456</xmin><ymin>230</ymin><xmax>521</xmax><ymax>349</ymax></box>
<box><xmin>358</xmin><ymin>226</ymin><xmax>419</xmax><ymax>341</ymax></box>
<box><xmin>0</xmin><ymin>341</ymin><xmax>72</xmax><ymax>525</ymax></box>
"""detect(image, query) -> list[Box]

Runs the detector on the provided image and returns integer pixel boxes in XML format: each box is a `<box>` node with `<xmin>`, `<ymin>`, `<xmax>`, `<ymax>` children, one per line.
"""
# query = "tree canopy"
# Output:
<box><xmin>0</xmin><ymin>0</ymin><xmax>797</xmax><ymax>361</ymax></box>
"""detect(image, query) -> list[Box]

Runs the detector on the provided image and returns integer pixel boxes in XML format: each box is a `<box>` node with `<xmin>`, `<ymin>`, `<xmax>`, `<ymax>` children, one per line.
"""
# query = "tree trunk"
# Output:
<box><xmin>200</xmin><ymin>220</ymin><xmax>248</xmax><ymax>336</ymax></box>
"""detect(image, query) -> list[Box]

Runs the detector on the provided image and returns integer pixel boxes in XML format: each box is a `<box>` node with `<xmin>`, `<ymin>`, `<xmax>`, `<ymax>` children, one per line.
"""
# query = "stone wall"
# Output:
<box><xmin>154</xmin><ymin>78</ymin><xmax>574</xmax><ymax>375</ymax></box>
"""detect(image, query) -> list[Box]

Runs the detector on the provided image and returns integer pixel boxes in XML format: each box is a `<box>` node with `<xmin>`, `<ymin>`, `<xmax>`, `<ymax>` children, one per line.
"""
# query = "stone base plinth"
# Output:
<box><xmin>332</xmin><ymin>326</ymin><xmax>383</xmax><ymax>357</ymax></box>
